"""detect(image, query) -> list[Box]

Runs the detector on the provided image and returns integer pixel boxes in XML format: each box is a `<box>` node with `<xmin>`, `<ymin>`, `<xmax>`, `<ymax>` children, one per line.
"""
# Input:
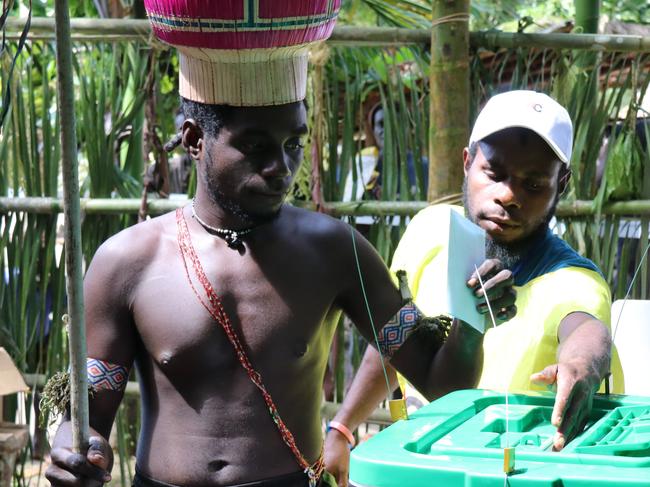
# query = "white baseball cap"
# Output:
<box><xmin>469</xmin><ymin>90</ymin><xmax>573</xmax><ymax>165</ymax></box>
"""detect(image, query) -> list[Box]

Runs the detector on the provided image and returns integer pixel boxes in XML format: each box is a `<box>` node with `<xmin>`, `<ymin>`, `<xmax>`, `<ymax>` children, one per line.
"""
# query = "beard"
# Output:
<box><xmin>483</xmin><ymin>224</ymin><xmax>549</xmax><ymax>269</ymax></box>
<box><xmin>202</xmin><ymin>153</ymin><xmax>282</xmax><ymax>227</ymax></box>
<box><xmin>462</xmin><ymin>178</ymin><xmax>559</xmax><ymax>269</ymax></box>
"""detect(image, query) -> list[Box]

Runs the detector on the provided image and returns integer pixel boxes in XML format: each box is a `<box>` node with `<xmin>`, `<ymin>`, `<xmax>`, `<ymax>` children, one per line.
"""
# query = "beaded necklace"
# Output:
<box><xmin>191</xmin><ymin>199</ymin><xmax>253</xmax><ymax>249</ymax></box>
<box><xmin>176</xmin><ymin>208</ymin><xmax>324</xmax><ymax>486</ymax></box>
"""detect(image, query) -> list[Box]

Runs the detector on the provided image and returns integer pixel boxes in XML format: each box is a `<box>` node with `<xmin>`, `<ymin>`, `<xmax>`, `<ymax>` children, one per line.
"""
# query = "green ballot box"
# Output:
<box><xmin>350</xmin><ymin>389</ymin><xmax>650</xmax><ymax>487</ymax></box>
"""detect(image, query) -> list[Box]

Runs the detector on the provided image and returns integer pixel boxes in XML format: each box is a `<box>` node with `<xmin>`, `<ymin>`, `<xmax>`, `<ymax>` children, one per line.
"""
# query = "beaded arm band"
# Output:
<box><xmin>86</xmin><ymin>358</ymin><xmax>129</xmax><ymax>392</ymax></box>
<box><xmin>376</xmin><ymin>303</ymin><xmax>421</xmax><ymax>360</ymax></box>
<box><xmin>374</xmin><ymin>271</ymin><xmax>452</xmax><ymax>362</ymax></box>
<box><xmin>328</xmin><ymin>421</ymin><xmax>356</xmax><ymax>447</ymax></box>
<box><xmin>41</xmin><ymin>360</ymin><xmax>129</xmax><ymax>421</ymax></box>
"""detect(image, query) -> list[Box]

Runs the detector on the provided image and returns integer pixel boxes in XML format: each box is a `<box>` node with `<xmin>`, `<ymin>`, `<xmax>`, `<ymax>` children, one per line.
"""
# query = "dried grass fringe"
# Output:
<box><xmin>39</xmin><ymin>371</ymin><xmax>94</xmax><ymax>427</ymax></box>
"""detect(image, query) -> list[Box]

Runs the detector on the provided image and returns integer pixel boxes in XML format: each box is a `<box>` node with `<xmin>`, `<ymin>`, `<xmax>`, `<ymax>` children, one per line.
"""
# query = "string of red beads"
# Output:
<box><xmin>175</xmin><ymin>208</ymin><xmax>324</xmax><ymax>484</ymax></box>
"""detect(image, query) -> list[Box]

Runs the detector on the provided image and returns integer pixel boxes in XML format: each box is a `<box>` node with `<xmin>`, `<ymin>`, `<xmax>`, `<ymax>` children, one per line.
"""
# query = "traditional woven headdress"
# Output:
<box><xmin>144</xmin><ymin>0</ymin><xmax>341</xmax><ymax>106</ymax></box>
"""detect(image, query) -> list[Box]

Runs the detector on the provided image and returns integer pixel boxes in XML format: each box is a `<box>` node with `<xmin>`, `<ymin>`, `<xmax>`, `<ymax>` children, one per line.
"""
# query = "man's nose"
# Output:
<box><xmin>261</xmin><ymin>150</ymin><xmax>292</xmax><ymax>180</ymax></box>
<box><xmin>494</xmin><ymin>180</ymin><xmax>521</xmax><ymax>209</ymax></box>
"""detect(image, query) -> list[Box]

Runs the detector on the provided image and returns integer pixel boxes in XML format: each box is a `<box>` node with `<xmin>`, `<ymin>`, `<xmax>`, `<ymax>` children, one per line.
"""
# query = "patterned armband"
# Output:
<box><xmin>376</xmin><ymin>303</ymin><xmax>422</xmax><ymax>360</ymax></box>
<box><xmin>87</xmin><ymin>358</ymin><xmax>129</xmax><ymax>392</ymax></box>
<box><xmin>375</xmin><ymin>304</ymin><xmax>454</xmax><ymax>361</ymax></box>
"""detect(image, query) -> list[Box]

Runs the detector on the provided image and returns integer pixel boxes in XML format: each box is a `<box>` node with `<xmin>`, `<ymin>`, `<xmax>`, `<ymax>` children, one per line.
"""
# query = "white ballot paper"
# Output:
<box><xmin>443</xmin><ymin>209</ymin><xmax>487</xmax><ymax>332</ymax></box>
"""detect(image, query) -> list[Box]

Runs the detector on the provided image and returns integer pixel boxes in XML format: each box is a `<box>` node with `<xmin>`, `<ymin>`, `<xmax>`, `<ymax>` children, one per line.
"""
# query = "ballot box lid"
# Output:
<box><xmin>350</xmin><ymin>389</ymin><xmax>650</xmax><ymax>487</ymax></box>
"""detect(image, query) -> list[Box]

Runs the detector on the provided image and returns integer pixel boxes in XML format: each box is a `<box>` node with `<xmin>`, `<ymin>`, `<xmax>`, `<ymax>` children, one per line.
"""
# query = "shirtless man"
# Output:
<box><xmin>45</xmin><ymin>3</ymin><xmax>517</xmax><ymax>484</ymax></box>
<box><xmin>45</xmin><ymin>98</ymin><xmax>515</xmax><ymax>486</ymax></box>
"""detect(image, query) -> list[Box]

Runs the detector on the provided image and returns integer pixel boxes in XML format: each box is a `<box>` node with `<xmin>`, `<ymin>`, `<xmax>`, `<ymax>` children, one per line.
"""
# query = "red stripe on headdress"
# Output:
<box><xmin>151</xmin><ymin>24</ymin><xmax>337</xmax><ymax>50</ymax></box>
<box><xmin>145</xmin><ymin>0</ymin><xmax>338</xmax><ymax>20</ymax></box>
<box><xmin>145</xmin><ymin>0</ymin><xmax>340</xmax><ymax>49</ymax></box>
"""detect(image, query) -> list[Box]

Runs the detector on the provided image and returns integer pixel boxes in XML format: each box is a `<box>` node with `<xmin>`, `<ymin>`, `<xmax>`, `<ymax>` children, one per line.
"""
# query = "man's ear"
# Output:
<box><xmin>462</xmin><ymin>147</ymin><xmax>471</xmax><ymax>177</ymax></box>
<box><xmin>558</xmin><ymin>167</ymin><xmax>571</xmax><ymax>195</ymax></box>
<box><xmin>182</xmin><ymin>119</ymin><xmax>203</xmax><ymax>161</ymax></box>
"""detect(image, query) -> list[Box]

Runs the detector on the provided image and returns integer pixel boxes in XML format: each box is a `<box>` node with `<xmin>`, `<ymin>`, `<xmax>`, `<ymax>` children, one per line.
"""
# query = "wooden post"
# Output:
<box><xmin>54</xmin><ymin>0</ymin><xmax>89</xmax><ymax>453</ymax></box>
<box><xmin>428</xmin><ymin>1</ymin><xmax>470</xmax><ymax>201</ymax></box>
<box><xmin>0</xmin><ymin>423</ymin><xmax>29</xmax><ymax>487</ymax></box>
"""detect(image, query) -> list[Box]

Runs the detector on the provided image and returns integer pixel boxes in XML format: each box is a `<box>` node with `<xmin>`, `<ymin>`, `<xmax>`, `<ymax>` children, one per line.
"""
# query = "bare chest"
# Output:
<box><xmin>130</xmin><ymin>241</ymin><xmax>339</xmax><ymax>381</ymax></box>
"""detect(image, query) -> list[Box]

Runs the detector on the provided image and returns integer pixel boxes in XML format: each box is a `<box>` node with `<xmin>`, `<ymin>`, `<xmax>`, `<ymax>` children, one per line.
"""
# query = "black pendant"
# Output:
<box><xmin>224</xmin><ymin>233</ymin><xmax>242</xmax><ymax>249</ymax></box>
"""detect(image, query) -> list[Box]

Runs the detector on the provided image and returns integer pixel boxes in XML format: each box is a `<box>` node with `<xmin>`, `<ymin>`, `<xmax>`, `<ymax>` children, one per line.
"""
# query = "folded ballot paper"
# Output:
<box><xmin>443</xmin><ymin>209</ymin><xmax>487</xmax><ymax>333</ymax></box>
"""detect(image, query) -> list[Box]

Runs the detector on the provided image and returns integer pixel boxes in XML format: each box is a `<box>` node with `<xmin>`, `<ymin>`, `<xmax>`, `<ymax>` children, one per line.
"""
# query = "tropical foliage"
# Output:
<box><xmin>342</xmin><ymin>0</ymin><xmax>649</xmax><ymax>30</ymax></box>
<box><xmin>1</xmin><ymin>1</ymin><xmax>650</xmax><ymax>485</ymax></box>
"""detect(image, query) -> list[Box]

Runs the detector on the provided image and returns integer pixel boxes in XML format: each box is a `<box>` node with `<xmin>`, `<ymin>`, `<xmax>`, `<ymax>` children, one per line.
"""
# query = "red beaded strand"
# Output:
<box><xmin>176</xmin><ymin>209</ymin><xmax>324</xmax><ymax>484</ymax></box>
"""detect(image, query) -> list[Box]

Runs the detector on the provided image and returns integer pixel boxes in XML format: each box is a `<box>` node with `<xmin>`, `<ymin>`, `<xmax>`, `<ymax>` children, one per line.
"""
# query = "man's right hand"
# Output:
<box><xmin>46</xmin><ymin>435</ymin><xmax>113</xmax><ymax>486</ymax></box>
<box><xmin>324</xmin><ymin>429</ymin><xmax>351</xmax><ymax>487</ymax></box>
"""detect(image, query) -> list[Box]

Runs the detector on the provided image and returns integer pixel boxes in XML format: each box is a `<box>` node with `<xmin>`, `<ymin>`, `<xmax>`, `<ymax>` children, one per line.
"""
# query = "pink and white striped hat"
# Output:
<box><xmin>144</xmin><ymin>0</ymin><xmax>340</xmax><ymax>106</ymax></box>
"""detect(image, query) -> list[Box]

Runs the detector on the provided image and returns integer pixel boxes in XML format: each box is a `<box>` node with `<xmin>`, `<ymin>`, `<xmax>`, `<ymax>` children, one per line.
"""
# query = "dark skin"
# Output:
<box><xmin>468</xmin><ymin>130</ymin><xmax>610</xmax><ymax>450</ymax></box>
<box><xmin>325</xmin><ymin>128</ymin><xmax>612</xmax><ymax>486</ymax></box>
<box><xmin>45</xmin><ymin>102</ymin><xmax>474</xmax><ymax>486</ymax></box>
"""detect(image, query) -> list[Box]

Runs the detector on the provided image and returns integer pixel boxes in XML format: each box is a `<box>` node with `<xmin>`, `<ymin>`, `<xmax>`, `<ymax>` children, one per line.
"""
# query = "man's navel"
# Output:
<box><xmin>207</xmin><ymin>459</ymin><xmax>228</xmax><ymax>473</ymax></box>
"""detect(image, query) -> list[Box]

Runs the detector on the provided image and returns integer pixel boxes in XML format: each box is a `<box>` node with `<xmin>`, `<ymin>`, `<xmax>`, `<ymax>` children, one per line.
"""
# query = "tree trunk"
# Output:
<box><xmin>428</xmin><ymin>0</ymin><xmax>470</xmax><ymax>201</ymax></box>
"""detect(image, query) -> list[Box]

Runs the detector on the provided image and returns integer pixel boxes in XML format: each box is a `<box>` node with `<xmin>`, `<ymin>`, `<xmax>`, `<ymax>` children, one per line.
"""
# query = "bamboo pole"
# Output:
<box><xmin>8</xmin><ymin>17</ymin><xmax>151</xmax><ymax>37</ymax></box>
<box><xmin>0</xmin><ymin>196</ymin><xmax>180</xmax><ymax>214</ymax></box>
<box><xmin>4</xmin><ymin>18</ymin><xmax>650</xmax><ymax>51</ymax></box>
<box><xmin>54</xmin><ymin>0</ymin><xmax>89</xmax><ymax>453</ymax></box>
<box><xmin>471</xmin><ymin>31</ymin><xmax>650</xmax><ymax>52</ymax></box>
<box><xmin>327</xmin><ymin>25</ymin><xmax>429</xmax><ymax>46</ymax></box>
<box><xmin>575</xmin><ymin>0</ymin><xmax>601</xmax><ymax>35</ymax></box>
<box><xmin>428</xmin><ymin>1</ymin><xmax>470</xmax><ymax>201</ymax></box>
<box><xmin>574</xmin><ymin>0</ymin><xmax>601</xmax><ymax>131</ymax></box>
<box><xmin>5</xmin><ymin>196</ymin><xmax>650</xmax><ymax>217</ymax></box>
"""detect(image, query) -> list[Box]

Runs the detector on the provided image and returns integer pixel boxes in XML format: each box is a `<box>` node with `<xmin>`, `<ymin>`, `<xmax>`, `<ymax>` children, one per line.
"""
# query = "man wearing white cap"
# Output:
<box><xmin>325</xmin><ymin>90</ymin><xmax>624</xmax><ymax>486</ymax></box>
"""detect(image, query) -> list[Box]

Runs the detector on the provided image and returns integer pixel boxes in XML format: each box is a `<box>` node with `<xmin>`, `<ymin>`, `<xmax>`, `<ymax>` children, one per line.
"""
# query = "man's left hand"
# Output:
<box><xmin>531</xmin><ymin>359</ymin><xmax>600</xmax><ymax>451</ymax></box>
<box><xmin>467</xmin><ymin>258</ymin><xmax>517</xmax><ymax>322</ymax></box>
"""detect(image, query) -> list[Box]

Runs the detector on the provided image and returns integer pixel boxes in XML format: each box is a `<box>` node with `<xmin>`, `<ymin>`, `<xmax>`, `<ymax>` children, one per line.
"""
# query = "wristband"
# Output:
<box><xmin>328</xmin><ymin>421</ymin><xmax>355</xmax><ymax>447</ymax></box>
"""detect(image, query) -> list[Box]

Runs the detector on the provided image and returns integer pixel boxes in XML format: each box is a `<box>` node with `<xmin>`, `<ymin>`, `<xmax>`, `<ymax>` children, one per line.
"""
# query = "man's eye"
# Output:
<box><xmin>241</xmin><ymin>141</ymin><xmax>265</xmax><ymax>152</ymax></box>
<box><xmin>285</xmin><ymin>139</ymin><xmax>305</xmax><ymax>151</ymax></box>
<box><xmin>525</xmin><ymin>180</ymin><xmax>543</xmax><ymax>191</ymax></box>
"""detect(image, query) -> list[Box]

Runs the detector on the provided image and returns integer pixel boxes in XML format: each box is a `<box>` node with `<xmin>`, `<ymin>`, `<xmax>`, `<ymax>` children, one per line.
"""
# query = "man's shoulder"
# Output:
<box><xmin>284</xmin><ymin>204</ymin><xmax>352</xmax><ymax>240</ymax></box>
<box><xmin>539</xmin><ymin>265</ymin><xmax>608</xmax><ymax>288</ymax></box>
<box><xmin>89</xmin><ymin>211</ymin><xmax>174</xmax><ymax>275</ymax></box>
<box><xmin>523</xmin><ymin>266</ymin><xmax>610</xmax><ymax>305</ymax></box>
<box><xmin>521</xmin><ymin>266</ymin><xmax>612</xmax><ymax>327</ymax></box>
<box><xmin>282</xmin><ymin>205</ymin><xmax>372</xmax><ymax>268</ymax></box>
<box><xmin>514</xmin><ymin>230</ymin><xmax>603</xmax><ymax>286</ymax></box>
<box><xmin>401</xmin><ymin>203</ymin><xmax>463</xmax><ymax>237</ymax></box>
<box><xmin>392</xmin><ymin>204</ymin><xmax>460</xmax><ymax>261</ymax></box>
<box><xmin>412</xmin><ymin>203</ymin><xmax>463</xmax><ymax>222</ymax></box>
<box><xmin>543</xmin><ymin>232</ymin><xmax>602</xmax><ymax>275</ymax></box>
